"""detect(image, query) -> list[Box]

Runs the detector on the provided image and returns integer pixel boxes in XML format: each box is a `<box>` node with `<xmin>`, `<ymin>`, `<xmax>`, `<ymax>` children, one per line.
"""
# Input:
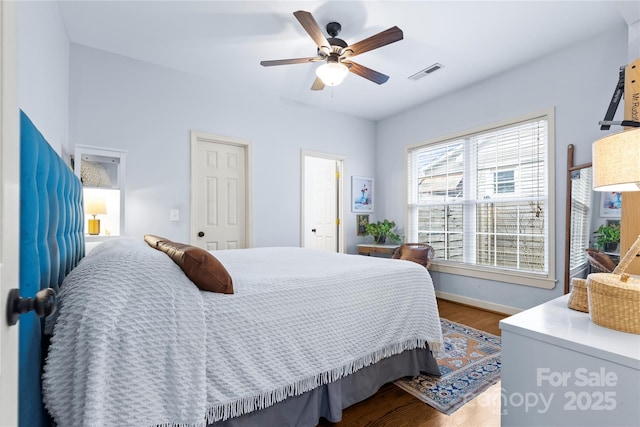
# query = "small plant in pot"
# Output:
<box><xmin>593</xmin><ymin>223</ymin><xmax>621</xmax><ymax>252</ymax></box>
<box><xmin>365</xmin><ymin>219</ymin><xmax>401</xmax><ymax>244</ymax></box>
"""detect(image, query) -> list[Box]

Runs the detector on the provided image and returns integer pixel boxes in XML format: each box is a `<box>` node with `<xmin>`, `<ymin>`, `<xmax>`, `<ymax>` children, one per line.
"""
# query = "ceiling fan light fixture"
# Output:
<box><xmin>316</xmin><ymin>62</ymin><xmax>349</xmax><ymax>87</ymax></box>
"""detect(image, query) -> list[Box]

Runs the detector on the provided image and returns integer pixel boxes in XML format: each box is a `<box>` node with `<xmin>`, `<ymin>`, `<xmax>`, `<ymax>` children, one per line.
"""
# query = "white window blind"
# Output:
<box><xmin>407</xmin><ymin>115</ymin><xmax>551</xmax><ymax>277</ymax></box>
<box><xmin>569</xmin><ymin>168</ymin><xmax>592</xmax><ymax>271</ymax></box>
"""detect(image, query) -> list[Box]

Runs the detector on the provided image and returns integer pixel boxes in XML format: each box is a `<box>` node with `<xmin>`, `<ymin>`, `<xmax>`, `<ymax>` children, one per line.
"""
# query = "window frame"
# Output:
<box><xmin>568</xmin><ymin>167</ymin><xmax>592</xmax><ymax>275</ymax></box>
<box><xmin>404</xmin><ymin>108</ymin><xmax>556</xmax><ymax>289</ymax></box>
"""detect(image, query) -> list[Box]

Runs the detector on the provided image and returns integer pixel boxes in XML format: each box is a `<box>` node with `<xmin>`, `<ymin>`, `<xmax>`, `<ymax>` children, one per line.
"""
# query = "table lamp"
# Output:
<box><xmin>593</xmin><ymin>127</ymin><xmax>640</xmax><ymax>192</ymax></box>
<box><xmin>85</xmin><ymin>196</ymin><xmax>107</xmax><ymax>235</ymax></box>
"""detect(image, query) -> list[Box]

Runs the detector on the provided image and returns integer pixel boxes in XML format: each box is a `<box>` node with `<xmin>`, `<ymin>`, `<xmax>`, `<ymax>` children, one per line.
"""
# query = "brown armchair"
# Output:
<box><xmin>392</xmin><ymin>243</ymin><xmax>435</xmax><ymax>269</ymax></box>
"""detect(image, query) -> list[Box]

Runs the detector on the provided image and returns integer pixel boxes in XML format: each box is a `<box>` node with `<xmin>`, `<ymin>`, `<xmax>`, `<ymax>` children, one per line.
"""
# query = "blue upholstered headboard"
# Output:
<box><xmin>19</xmin><ymin>111</ymin><xmax>85</xmax><ymax>427</ymax></box>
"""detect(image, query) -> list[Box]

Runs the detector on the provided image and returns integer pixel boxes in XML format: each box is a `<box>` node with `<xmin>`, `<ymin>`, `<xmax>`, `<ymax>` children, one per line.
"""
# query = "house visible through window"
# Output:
<box><xmin>494</xmin><ymin>170</ymin><xmax>515</xmax><ymax>194</ymax></box>
<box><xmin>406</xmin><ymin>111</ymin><xmax>554</xmax><ymax>287</ymax></box>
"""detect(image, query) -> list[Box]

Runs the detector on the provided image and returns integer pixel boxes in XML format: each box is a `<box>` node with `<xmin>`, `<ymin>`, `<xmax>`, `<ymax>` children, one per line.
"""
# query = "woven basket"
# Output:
<box><xmin>587</xmin><ymin>273</ymin><xmax>640</xmax><ymax>334</ymax></box>
<box><xmin>582</xmin><ymin>234</ymin><xmax>640</xmax><ymax>334</ymax></box>
<box><xmin>567</xmin><ymin>278</ymin><xmax>589</xmax><ymax>312</ymax></box>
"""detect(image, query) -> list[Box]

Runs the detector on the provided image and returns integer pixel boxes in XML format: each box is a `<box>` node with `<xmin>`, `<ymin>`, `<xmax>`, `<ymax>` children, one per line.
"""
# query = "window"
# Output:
<box><xmin>569</xmin><ymin>168</ymin><xmax>592</xmax><ymax>272</ymax></box>
<box><xmin>406</xmin><ymin>110</ymin><xmax>555</xmax><ymax>288</ymax></box>
<box><xmin>494</xmin><ymin>170</ymin><xmax>515</xmax><ymax>194</ymax></box>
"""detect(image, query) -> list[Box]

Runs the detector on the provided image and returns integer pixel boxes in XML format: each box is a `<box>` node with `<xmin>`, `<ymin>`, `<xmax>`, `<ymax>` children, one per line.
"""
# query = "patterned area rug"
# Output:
<box><xmin>394</xmin><ymin>318</ymin><xmax>501</xmax><ymax>415</ymax></box>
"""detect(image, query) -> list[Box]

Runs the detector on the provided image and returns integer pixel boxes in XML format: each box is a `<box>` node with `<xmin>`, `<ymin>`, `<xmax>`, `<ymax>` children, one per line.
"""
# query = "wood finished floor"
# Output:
<box><xmin>317</xmin><ymin>299</ymin><xmax>508</xmax><ymax>427</ymax></box>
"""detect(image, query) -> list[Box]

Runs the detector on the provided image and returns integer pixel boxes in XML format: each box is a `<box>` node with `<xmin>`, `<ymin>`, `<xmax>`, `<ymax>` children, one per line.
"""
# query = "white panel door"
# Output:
<box><xmin>191</xmin><ymin>132</ymin><xmax>250</xmax><ymax>250</ymax></box>
<box><xmin>303</xmin><ymin>155</ymin><xmax>341</xmax><ymax>252</ymax></box>
<box><xmin>0</xmin><ymin>1</ymin><xmax>19</xmax><ymax>424</ymax></box>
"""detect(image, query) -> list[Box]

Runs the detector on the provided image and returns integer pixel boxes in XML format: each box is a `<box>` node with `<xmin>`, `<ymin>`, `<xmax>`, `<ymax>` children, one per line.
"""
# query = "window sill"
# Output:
<box><xmin>430</xmin><ymin>260</ymin><xmax>556</xmax><ymax>289</ymax></box>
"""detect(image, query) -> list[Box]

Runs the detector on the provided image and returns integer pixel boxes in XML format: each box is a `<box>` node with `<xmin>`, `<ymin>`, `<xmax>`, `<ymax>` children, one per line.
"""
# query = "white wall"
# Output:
<box><xmin>17</xmin><ymin>1</ymin><xmax>69</xmax><ymax>156</ymax></box>
<box><xmin>69</xmin><ymin>45</ymin><xmax>377</xmax><ymax>251</ymax></box>
<box><xmin>376</xmin><ymin>25</ymin><xmax>629</xmax><ymax>310</ymax></box>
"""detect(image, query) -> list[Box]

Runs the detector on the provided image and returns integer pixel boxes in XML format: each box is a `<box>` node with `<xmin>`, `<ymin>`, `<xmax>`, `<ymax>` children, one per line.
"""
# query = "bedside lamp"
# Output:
<box><xmin>85</xmin><ymin>196</ymin><xmax>107</xmax><ymax>235</ymax></box>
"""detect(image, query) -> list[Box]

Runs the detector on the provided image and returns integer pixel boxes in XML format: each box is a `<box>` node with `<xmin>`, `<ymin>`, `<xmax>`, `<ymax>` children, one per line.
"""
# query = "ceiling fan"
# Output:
<box><xmin>260</xmin><ymin>10</ymin><xmax>403</xmax><ymax>90</ymax></box>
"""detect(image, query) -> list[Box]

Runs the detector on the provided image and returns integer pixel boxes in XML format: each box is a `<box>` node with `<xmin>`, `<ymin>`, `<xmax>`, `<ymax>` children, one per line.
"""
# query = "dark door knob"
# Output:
<box><xmin>311</xmin><ymin>228</ymin><xmax>317</xmax><ymax>233</ymax></box>
<box><xmin>198</xmin><ymin>231</ymin><xmax>205</xmax><ymax>237</ymax></box>
<box><xmin>6</xmin><ymin>288</ymin><xmax>56</xmax><ymax>327</ymax></box>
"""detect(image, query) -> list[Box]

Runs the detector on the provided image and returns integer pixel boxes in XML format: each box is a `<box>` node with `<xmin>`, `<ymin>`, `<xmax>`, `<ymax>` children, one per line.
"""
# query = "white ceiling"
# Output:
<box><xmin>57</xmin><ymin>1</ymin><xmax>634</xmax><ymax>121</ymax></box>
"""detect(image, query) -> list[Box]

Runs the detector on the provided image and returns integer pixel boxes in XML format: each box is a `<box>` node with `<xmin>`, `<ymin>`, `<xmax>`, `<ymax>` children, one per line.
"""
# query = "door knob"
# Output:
<box><xmin>6</xmin><ymin>288</ymin><xmax>56</xmax><ymax>327</ymax></box>
<box><xmin>311</xmin><ymin>228</ymin><xmax>317</xmax><ymax>233</ymax></box>
<box><xmin>198</xmin><ymin>231</ymin><xmax>205</xmax><ymax>237</ymax></box>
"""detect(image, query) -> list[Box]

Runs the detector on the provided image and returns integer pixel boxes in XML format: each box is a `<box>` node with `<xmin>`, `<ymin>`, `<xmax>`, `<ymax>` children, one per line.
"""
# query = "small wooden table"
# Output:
<box><xmin>357</xmin><ymin>243</ymin><xmax>400</xmax><ymax>257</ymax></box>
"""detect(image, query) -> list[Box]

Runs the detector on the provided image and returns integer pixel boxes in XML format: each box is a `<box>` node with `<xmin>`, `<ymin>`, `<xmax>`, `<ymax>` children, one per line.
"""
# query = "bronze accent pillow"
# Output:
<box><xmin>143</xmin><ymin>234</ymin><xmax>165</xmax><ymax>249</ymax></box>
<box><xmin>144</xmin><ymin>234</ymin><xmax>233</xmax><ymax>294</ymax></box>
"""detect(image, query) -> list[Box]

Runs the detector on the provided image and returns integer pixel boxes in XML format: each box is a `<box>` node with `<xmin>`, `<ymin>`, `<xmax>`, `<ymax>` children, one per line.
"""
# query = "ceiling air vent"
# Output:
<box><xmin>408</xmin><ymin>63</ymin><xmax>444</xmax><ymax>81</ymax></box>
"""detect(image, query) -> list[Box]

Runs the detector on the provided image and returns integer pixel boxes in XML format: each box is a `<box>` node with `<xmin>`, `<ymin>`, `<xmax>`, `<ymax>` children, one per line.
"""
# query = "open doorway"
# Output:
<box><xmin>301</xmin><ymin>151</ymin><xmax>345</xmax><ymax>253</ymax></box>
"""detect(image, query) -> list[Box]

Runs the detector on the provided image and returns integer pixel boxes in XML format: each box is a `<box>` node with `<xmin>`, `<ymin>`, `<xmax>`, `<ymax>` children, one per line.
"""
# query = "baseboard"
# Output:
<box><xmin>435</xmin><ymin>291</ymin><xmax>522</xmax><ymax>315</ymax></box>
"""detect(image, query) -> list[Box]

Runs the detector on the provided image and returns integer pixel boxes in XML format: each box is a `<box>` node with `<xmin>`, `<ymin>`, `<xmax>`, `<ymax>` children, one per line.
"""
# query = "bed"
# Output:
<box><xmin>21</xmin><ymin>112</ymin><xmax>443</xmax><ymax>427</ymax></box>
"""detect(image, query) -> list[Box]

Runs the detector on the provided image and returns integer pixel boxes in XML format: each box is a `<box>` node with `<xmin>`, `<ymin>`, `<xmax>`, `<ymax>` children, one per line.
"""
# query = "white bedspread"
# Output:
<box><xmin>43</xmin><ymin>239</ymin><xmax>442</xmax><ymax>427</ymax></box>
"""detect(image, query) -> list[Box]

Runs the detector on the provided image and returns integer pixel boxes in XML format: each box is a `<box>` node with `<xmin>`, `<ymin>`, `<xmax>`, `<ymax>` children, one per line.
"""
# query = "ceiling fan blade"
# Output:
<box><xmin>342</xmin><ymin>26</ymin><xmax>403</xmax><ymax>58</ymax></box>
<box><xmin>293</xmin><ymin>10</ymin><xmax>331</xmax><ymax>53</ymax></box>
<box><xmin>343</xmin><ymin>61</ymin><xmax>389</xmax><ymax>85</ymax></box>
<box><xmin>260</xmin><ymin>57</ymin><xmax>323</xmax><ymax>67</ymax></box>
<box><xmin>311</xmin><ymin>77</ymin><xmax>325</xmax><ymax>91</ymax></box>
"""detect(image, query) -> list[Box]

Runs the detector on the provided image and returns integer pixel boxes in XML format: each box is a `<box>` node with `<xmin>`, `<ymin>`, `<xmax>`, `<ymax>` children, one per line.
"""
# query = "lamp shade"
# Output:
<box><xmin>592</xmin><ymin>127</ymin><xmax>640</xmax><ymax>192</ymax></box>
<box><xmin>316</xmin><ymin>62</ymin><xmax>349</xmax><ymax>87</ymax></box>
<box><xmin>85</xmin><ymin>196</ymin><xmax>107</xmax><ymax>216</ymax></box>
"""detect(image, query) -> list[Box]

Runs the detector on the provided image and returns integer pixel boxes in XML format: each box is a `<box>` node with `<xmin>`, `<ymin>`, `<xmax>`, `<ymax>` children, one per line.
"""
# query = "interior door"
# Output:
<box><xmin>190</xmin><ymin>131</ymin><xmax>252</xmax><ymax>250</ymax></box>
<box><xmin>302</xmin><ymin>153</ymin><xmax>343</xmax><ymax>252</ymax></box>
<box><xmin>0</xmin><ymin>1</ymin><xmax>19</xmax><ymax>424</ymax></box>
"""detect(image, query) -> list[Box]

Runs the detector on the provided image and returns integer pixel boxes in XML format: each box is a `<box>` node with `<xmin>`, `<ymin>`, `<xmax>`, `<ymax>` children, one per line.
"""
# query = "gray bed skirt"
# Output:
<box><xmin>209</xmin><ymin>347</ymin><xmax>440</xmax><ymax>427</ymax></box>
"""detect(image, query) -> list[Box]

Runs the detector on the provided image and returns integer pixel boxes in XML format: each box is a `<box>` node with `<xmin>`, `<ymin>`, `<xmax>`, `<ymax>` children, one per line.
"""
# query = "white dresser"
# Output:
<box><xmin>500</xmin><ymin>295</ymin><xmax>640</xmax><ymax>426</ymax></box>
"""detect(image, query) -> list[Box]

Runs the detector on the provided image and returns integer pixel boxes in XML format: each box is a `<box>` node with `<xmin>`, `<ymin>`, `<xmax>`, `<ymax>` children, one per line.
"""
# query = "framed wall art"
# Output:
<box><xmin>606</xmin><ymin>219</ymin><xmax>620</xmax><ymax>228</ymax></box>
<box><xmin>352</xmin><ymin>176</ymin><xmax>374</xmax><ymax>213</ymax></box>
<box><xmin>357</xmin><ymin>214</ymin><xmax>370</xmax><ymax>236</ymax></box>
<box><xmin>599</xmin><ymin>191</ymin><xmax>622</xmax><ymax>218</ymax></box>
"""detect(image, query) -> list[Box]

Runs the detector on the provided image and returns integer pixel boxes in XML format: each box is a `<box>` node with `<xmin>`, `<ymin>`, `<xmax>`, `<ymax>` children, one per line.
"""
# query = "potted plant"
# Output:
<box><xmin>593</xmin><ymin>223</ymin><xmax>621</xmax><ymax>252</ymax></box>
<box><xmin>365</xmin><ymin>219</ymin><xmax>401</xmax><ymax>244</ymax></box>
